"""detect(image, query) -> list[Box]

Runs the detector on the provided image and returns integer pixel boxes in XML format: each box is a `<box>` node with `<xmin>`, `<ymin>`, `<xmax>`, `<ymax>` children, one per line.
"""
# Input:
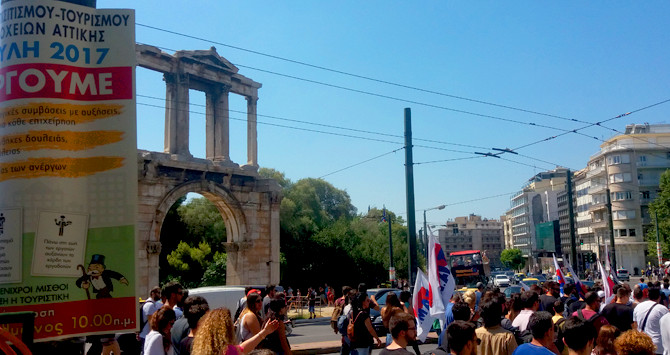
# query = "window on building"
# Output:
<box><xmin>608</xmin><ymin>155</ymin><xmax>630</xmax><ymax>165</ymax></box>
<box><xmin>629</xmin><ymin>229</ymin><xmax>636</xmax><ymax>236</ymax></box>
<box><xmin>612</xmin><ymin>210</ymin><xmax>636</xmax><ymax>220</ymax></box>
<box><xmin>611</xmin><ymin>191</ymin><xmax>633</xmax><ymax>201</ymax></box>
<box><xmin>609</xmin><ymin>173</ymin><xmax>632</xmax><ymax>183</ymax></box>
<box><xmin>639</xmin><ymin>155</ymin><xmax>647</xmax><ymax>162</ymax></box>
<box><xmin>641</xmin><ymin>191</ymin><xmax>650</xmax><ymax>199</ymax></box>
<box><xmin>619</xmin><ymin>229</ymin><xmax>627</xmax><ymax>237</ymax></box>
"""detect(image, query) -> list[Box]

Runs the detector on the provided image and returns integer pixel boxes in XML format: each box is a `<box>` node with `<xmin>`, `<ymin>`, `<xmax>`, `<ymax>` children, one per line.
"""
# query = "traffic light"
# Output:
<box><xmin>580</xmin><ymin>239</ymin><xmax>584</xmax><ymax>246</ymax></box>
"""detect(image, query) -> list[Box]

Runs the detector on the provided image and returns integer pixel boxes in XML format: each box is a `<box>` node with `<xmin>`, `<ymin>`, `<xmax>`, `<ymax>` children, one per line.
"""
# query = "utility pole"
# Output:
<box><xmin>567</xmin><ymin>170</ymin><xmax>578</xmax><ymax>271</ymax></box>
<box><xmin>404</xmin><ymin>108</ymin><xmax>418</xmax><ymax>286</ymax></box>
<box><xmin>656</xmin><ymin>210</ymin><xmax>662</xmax><ymax>268</ymax></box>
<box><xmin>606</xmin><ymin>188</ymin><xmax>617</xmax><ymax>271</ymax></box>
<box><xmin>386</xmin><ymin>207</ymin><xmax>395</xmax><ymax>287</ymax></box>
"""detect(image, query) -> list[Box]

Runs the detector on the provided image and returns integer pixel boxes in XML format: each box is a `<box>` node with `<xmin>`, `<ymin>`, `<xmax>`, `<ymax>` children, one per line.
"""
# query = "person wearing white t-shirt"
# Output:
<box><xmin>660</xmin><ymin>312</ymin><xmax>670</xmax><ymax>355</ymax></box>
<box><xmin>139</xmin><ymin>287</ymin><xmax>162</xmax><ymax>348</ymax></box>
<box><xmin>633</xmin><ymin>286</ymin><xmax>669</xmax><ymax>355</ymax></box>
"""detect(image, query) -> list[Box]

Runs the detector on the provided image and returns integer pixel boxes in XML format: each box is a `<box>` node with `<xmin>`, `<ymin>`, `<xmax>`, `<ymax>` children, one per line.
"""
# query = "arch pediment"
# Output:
<box><xmin>175</xmin><ymin>46</ymin><xmax>239</xmax><ymax>74</ymax></box>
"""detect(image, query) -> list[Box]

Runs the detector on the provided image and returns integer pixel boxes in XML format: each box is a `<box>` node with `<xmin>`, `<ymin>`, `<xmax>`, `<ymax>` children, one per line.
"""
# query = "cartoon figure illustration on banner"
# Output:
<box><xmin>76</xmin><ymin>254</ymin><xmax>128</xmax><ymax>299</ymax></box>
<box><xmin>55</xmin><ymin>215</ymin><xmax>72</xmax><ymax>236</ymax></box>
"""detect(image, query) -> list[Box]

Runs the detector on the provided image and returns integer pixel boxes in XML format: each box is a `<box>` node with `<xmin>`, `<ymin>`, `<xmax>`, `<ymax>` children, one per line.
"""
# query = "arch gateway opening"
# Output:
<box><xmin>135</xmin><ymin>44</ymin><xmax>281</xmax><ymax>295</ymax></box>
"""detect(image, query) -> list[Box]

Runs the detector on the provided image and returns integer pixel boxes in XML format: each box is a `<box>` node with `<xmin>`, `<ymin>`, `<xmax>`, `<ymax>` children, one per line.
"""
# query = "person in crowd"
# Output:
<box><xmin>238</xmin><ymin>292</ymin><xmax>264</xmax><ymax>342</ymax></box>
<box><xmin>475</xmin><ymin>282</ymin><xmax>485</xmax><ymax>310</ymax></box>
<box><xmin>162</xmin><ymin>282</ymin><xmax>184</xmax><ymax>319</ymax></box>
<box><xmin>566</xmin><ymin>287</ymin><xmax>585</xmax><ymax>317</ymax></box>
<box><xmin>633</xmin><ymin>286</ymin><xmax>669</xmax><ymax>355</ymax></box>
<box><xmin>512</xmin><ymin>311</ymin><xmax>560</xmax><ymax>355</ymax></box>
<box><xmin>381</xmin><ymin>292</ymin><xmax>404</xmax><ymax>345</ymax></box>
<box><xmin>571</xmin><ymin>291</ymin><xmax>608</xmax><ymax>336</ymax></box>
<box><xmin>398</xmin><ymin>290</ymin><xmax>421</xmax><ymax>355</ymax></box>
<box><xmin>263</xmin><ymin>284</ymin><xmax>276</xmax><ymax>317</ymax></box>
<box><xmin>328</xmin><ymin>287</ymin><xmax>335</xmax><ymax>307</ymax></box>
<box><xmin>561</xmin><ymin>317</ymin><xmax>596</xmax><ymax>355</ymax></box>
<box><xmin>552</xmin><ymin>300</ymin><xmax>564</xmax><ymax>326</ymax></box>
<box><xmin>446</xmin><ymin>321</ymin><xmax>479</xmax><ymax>355</ymax></box>
<box><xmin>633</xmin><ymin>285</ymin><xmax>646</xmax><ymax>308</ymax></box>
<box><xmin>462</xmin><ymin>290</ymin><xmax>480</xmax><ymax>324</ymax></box>
<box><xmin>497</xmin><ymin>293</ymin><xmax>517</xmax><ymax>334</ymax></box>
<box><xmin>144</xmin><ymin>307</ymin><xmax>177</xmax><ymax>355</ymax></box>
<box><xmin>175</xmin><ymin>296</ymin><xmax>209</xmax><ymax>355</ymax></box>
<box><xmin>349</xmin><ymin>292</ymin><xmax>382</xmax><ymax>355</ymax></box>
<box><xmin>614</xmin><ymin>330</ymin><xmax>656</xmax><ymax>355</ymax></box>
<box><xmin>140</xmin><ymin>286</ymin><xmax>163</xmax><ymax>349</ymax></box>
<box><xmin>307</xmin><ymin>287</ymin><xmax>317</xmax><ymax>319</ymax></box>
<box><xmin>506</xmin><ymin>293</ymin><xmax>523</xmax><ymax>324</ymax></box>
<box><xmin>600</xmin><ymin>285</ymin><xmax>634</xmax><ymax>331</ymax></box>
<box><xmin>512</xmin><ymin>290</ymin><xmax>540</xmax><ymax>332</ymax></box>
<box><xmin>339</xmin><ymin>288</ymin><xmax>356</xmax><ymax>355</ymax></box>
<box><xmin>379</xmin><ymin>312</ymin><xmax>417</xmax><ymax>355</ymax></box>
<box><xmin>540</xmin><ymin>282</ymin><xmax>559</xmax><ymax>313</ymax></box>
<box><xmin>660</xmin><ymin>312</ymin><xmax>670</xmax><ymax>355</ymax></box>
<box><xmin>191</xmin><ymin>308</ymin><xmax>279</xmax><ymax>355</ymax></box>
<box><xmin>259</xmin><ymin>297</ymin><xmax>292</xmax><ymax>355</ymax></box>
<box><xmin>476</xmin><ymin>296</ymin><xmax>517</xmax><ymax>355</ymax></box>
<box><xmin>591</xmin><ymin>325</ymin><xmax>620</xmax><ymax>355</ymax></box>
<box><xmin>430</xmin><ymin>302</ymin><xmax>477</xmax><ymax>355</ymax></box>
<box><xmin>437</xmin><ymin>292</ymin><xmax>461</xmax><ymax>346</ymax></box>
<box><xmin>639</xmin><ymin>278</ymin><xmax>649</xmax><ymax>290</ymax></box>
<box><xmin>172</xmin><ymin>295</ymin><xmax>203</xmax><ymax>354</ymax></box>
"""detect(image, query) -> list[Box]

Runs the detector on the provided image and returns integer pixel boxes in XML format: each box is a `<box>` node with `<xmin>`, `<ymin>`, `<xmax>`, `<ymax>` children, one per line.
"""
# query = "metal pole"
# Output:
<box><xmin>656</xmin><ymin>210</ymin><xmax>662</xmax><ymax>268</ymax></box>
<box><xmin>404</xmin><ymin>108</ymin><xmax>418</xmax><ymax>286</ymax></box>
<box><xmin>606</xmin><ymin>188</ymin><xmax>617</xmax><ymax>271</ymax></box>
<box><xmin>567</xmin><ymin>170</ymin><xmax>578</xmax><ymax>271</ymax></box>
<box><xmin>387</xmin><ymin>207</ymin><xmax>394</xmax><ymax>287</ymax></box>
<box><xmin>423</xmin><ymin>210</ymin><xmax>428</xmax><ymax>263</ymax></box>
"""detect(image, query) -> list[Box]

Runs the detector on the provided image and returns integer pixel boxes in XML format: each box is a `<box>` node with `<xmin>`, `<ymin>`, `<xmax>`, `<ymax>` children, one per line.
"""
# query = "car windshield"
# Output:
<box><xmin>523</xmin><ymin>279</ymin><xmax>539</xmax><ymax>286</ymax></box>
<box><xmin>496</xmin><ymin>275</ymin><xmax>507</xmax><ymax>279</ymax></box>
<box><xmin>375</xmin><ymin>291</ymin><xmax>400</xmax><ymax>305</ymax></box>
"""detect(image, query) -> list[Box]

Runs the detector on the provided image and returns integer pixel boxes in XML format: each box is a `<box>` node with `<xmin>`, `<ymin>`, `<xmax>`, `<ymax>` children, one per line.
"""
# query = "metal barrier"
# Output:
<box><xmin>0</xmin><ymin>311</ymin><xmax>35</xmax><ymax>354</ymax></box>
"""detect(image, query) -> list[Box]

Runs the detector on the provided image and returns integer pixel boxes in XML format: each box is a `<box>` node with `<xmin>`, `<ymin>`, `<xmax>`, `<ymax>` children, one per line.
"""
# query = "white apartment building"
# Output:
<box><xmin>583</xmin><ymin>123</ymin><xmax>670</xmax><ymax>274</ymax></box>
<box><xmin>505</xmin><ymin>168</ymin><xmax>568</xmax><ymax>263</ymax></box>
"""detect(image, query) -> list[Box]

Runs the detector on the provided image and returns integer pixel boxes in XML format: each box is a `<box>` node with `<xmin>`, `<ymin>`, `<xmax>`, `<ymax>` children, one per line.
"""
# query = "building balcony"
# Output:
<box><xmin>588</xmin><ymin>201</ymin><xmax>607</xmax><ymax>212</ymax></box>
<box><xmin>638</xmin><ymin>179</ymin><xmax>659</xmax><ymax>187</ymax></box>
<box><xmin>587</xmin><ymin>166</ymin><xmax>606</xmax><ymax>178</ymax></box>
<box><xmin>590</xmin><ymin>220</ymin><xmax>608</xmax><ymax>229</ymax></box>
<box><xmin>588</xmin><ymin>184</ymin><xmax>607</xmax><ymax>194</ymax></box>
<box><xmin>636</xmin><ymin>161</ymin><xmax>670</xmax><ymax>168</ymax></box>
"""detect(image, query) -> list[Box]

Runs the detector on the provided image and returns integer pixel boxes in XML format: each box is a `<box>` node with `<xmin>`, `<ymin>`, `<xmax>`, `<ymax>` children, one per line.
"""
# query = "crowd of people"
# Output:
<box><xmin>413</xmin><ymin>277</ymin><xmax>670</xmax><ymax>355</ymax></box>
<box><xmin>138</xmin><ymin>282</ymin><xmax>293</xmax><ymax>355</ymax></box>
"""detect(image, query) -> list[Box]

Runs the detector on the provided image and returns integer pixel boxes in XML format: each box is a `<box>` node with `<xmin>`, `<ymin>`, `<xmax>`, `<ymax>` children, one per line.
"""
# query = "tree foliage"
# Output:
<box><xmin>647</xmin><ymin>169</ymin><xmax>670</xmax><ymax>262</ymax></box>
<box><xmin>500</xmin><ymin>248</ymin><xmax>525</xmax><ymax>271</ymax></box>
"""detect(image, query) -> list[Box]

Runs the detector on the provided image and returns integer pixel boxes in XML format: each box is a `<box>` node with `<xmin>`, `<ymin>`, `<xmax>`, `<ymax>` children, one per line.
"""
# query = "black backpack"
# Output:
<box><xmin>554</xmin><ymin>317</ymin><xmax>566</xmax><ymax>352</ymax></box>
<box><xmin>139</xmin><ymin>299</ymin><xmax>154</xmax><ymax>330</ymax></box>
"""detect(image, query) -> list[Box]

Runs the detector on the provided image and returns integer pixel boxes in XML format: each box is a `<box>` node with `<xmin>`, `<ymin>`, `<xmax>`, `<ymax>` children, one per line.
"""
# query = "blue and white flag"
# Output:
<box><xmin>564</xmin><ymin>256</ymin><xmax>585</xmax><ymax>298</ymax></box>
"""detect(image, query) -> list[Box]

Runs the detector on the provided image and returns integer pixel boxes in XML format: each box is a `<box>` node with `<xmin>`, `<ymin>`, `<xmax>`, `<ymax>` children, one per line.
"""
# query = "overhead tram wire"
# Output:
<box><xmin>318</xmin><ymin>147</ymin><xmax>405</xmax><ymax>179</ymax></box>
<box><xmin>409</xmin><ymin>191</ymin><xmax>519</xmax><ymax>215</ymax></box>
<box><xmin>136</xmin><ymin>93</ymin><xmax>490</xmax><ymax>151</ymax></box>
<box><xmin>135</xmin><ymin>43</ymin><xmax>598</xmax><ymax>139</ymax></box>
<box><xmin>136</xmin><ymin>24</ymin><xmax>596</xmax><ymax>127</ymax></box>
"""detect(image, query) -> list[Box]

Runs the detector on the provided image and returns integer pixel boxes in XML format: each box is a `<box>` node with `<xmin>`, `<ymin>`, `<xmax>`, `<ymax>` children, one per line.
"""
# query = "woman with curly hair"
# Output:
<box><xmin>614</xmin><ymin>330</ymin><xmax>656</xmax><ymax>355</ymax></box>
<box><xmin>592</xmin><ymin>325</ymin><xmax>620</xmax><ymax>355</ymax></box>
<box><xmin>144</xmin><ymin>307</ymin><xmax>176</xmax><ymax>355</ymax></box>
<box><xmin>191</xmin><ymin>308</ymin><xmax>279</xmax><ymax>355</ymax></box>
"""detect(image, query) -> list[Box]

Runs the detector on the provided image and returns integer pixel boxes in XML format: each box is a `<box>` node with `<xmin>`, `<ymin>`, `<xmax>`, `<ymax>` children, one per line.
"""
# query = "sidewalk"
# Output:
<box><xmin>292</xmin><ymin>317</ymin><xmax>438</xmax><ymax>355</ymax></box>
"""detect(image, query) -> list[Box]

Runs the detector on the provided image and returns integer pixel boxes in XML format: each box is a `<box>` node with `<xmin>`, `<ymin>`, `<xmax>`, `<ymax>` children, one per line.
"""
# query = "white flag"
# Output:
<box><xmin>428</xmin><ymin>232</ymin><xmax>448</xmax><ymax>319</ymax></box>
<box><xmin>412</xmin><ymin>269</ymin><xmax>436</xmax><ymax>342</ymax></box>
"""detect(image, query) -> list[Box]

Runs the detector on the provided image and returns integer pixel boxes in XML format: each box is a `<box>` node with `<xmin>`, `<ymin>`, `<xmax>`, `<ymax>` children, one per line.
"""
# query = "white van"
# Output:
<box><xmin>187</xmin><ymin>286</ymin><xmax>246</xmax><ymax>312</ymax></box>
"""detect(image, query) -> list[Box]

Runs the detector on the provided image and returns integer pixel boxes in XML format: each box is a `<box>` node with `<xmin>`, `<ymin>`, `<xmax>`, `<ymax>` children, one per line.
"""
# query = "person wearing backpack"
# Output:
<box><xmin>349</xmin><ymin>292</ymin><xmax>382</xmax><ymax>355</ymax></box>
<box><xmin>632</xmin><ymin>286</ymin><xmax>669</xmax><ymax>355</ymax></box>
<box><xmin>332</xmin><ymin>286</ymin><xmax>353</xmax><ymax>334</ymax></box>
<box><xmin>571</xmin><ymin>291</ymin><xmax>608</xmax><ymax>338</ymax></box>
<box><xmin>139</xmin><ymin>286</ymin><xmax>162</xmax><ymax>349</ymax></box>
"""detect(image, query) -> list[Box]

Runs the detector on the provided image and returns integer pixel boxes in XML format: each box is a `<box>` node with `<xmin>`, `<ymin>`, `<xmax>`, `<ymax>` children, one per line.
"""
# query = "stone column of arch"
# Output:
<box><xmin>164</xmin><ymin>72</ymin><xmax>191</xmax><ymax>156</ymax></box>
<box><xmin>206</xmin><ymin>85</ymin><xmax>231</xmax><ymax>163</ymax></box>
<box><xmin>244</xmin><ymin>96</ymin><xmax>258</xmax><ymax>170</ymax></box>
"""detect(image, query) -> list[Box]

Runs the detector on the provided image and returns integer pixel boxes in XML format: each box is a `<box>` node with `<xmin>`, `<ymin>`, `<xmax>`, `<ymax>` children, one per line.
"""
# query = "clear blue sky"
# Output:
<box><xmin>110</xmin><ymin>1</ymin><xmax>670</xmax><ymax>227</ymax></box>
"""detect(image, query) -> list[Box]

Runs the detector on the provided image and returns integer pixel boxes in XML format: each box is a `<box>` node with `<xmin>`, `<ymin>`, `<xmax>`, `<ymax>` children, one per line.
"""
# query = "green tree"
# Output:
<box><xmin>647</xmin><ymin>169</ymin><xmax>670</xmax><ymax>262</ymax></box>
<box><xmin>259</xmin><ymin>167</ymin><xmax>293</xmax><ymax>189</ymax></box>
<box><xmin>500</xmin><ymin>248</ymin><xmax>525</xmax><ymax>271</ymax></box>
<box><xmin>166</xmin><ymin>241</ymin><xmax>212</xmax><ymax>288</ymax></box>
<box><xmin>177</xmin><ymin>197</ymin><xmax>227</xmax><ymax>247</ymax></box>
<box><xmin>201</xmin><ymin>252</ymin><xmax>227</xmax><ymax>286</ymax></box>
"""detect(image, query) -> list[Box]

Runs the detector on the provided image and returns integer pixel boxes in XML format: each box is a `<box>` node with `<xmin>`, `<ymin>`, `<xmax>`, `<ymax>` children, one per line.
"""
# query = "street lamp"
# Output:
<box><xmin>423</xmin><ymin>205</ymin><xmax>446</xmax><ymax>260</ymax></box>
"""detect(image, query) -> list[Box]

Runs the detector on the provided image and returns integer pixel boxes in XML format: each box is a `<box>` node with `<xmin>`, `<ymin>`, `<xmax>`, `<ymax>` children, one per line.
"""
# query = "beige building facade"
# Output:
<box><xmin>439</xmin><ymin>214</ymin><xmax>505</xmax><ymax>268</ymax></box>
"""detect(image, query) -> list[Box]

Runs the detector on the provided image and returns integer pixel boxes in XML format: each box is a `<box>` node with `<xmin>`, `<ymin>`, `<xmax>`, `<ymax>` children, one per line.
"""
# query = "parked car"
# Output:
<box><xmin>187</xmin><ymin>286</ymin><xmax>246</xmax><ymax>313</ymax></box>
<box><xmin>616</xmin><ymin>269</ymin><xmax>630</xmax><ymax>281</ymax></box>
<box><xmin>494</xmin><ymin>274</ymin><xmax>511</xmax><ymax>287</ymax></box>
<box><xmin>531</xmin><ymin>274</ymin><xmax>547</xmax><ymax>285</ymax></box>
<box><xmin>521</xmin><ymin>278</ymin><xmax>540</xmax><ymax>287</ymax></box>
<box><xmin>504</xmin><ymin>285</ymin><xmax>523</xmax><ymax>298</ymax></box>
<box><xmin>367</xmin><ymin>288</ymin><xmax>402</xmax><ymax>336</ymax></box>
